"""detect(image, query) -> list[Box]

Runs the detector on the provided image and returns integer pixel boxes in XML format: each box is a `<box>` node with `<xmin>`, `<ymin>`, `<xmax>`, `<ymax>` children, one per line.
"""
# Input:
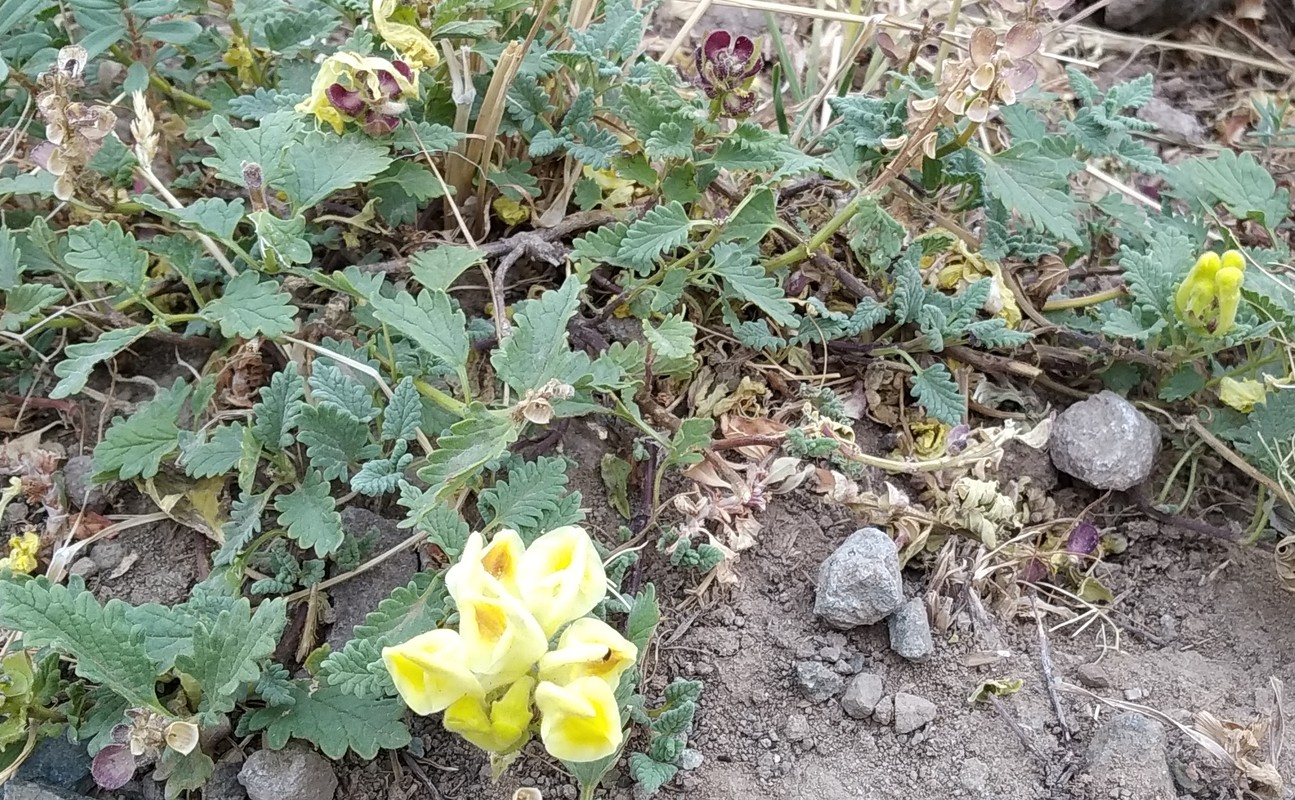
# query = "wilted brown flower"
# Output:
<box><xmin>32</xmin><ymin>45</ymin><xmax>117</xmax><ymax>201</ymax></box>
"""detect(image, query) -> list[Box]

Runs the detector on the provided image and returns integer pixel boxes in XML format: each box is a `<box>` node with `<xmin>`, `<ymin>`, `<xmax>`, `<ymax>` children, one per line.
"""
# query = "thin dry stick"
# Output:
<box><xmin>467</xmin><ymin>41</ymin><xmax>524</xmax><ymax>218</ymax></box>
<box><xmin>1033</xmin><ymin>596</ymin><xmax>1072</xmax><ymax>740</ymax></box>
<box><xmin>987</xmin><ymin>695</ymin><xmax>1050</xmax><ymax>764</ymax></box>
<box><xmin>659</xmin><ymin>0</ymin><xmax>715</xmax><ymax>64</ymax></box>
<box><xmin>1187</xmin><ymin>417</ymin><xmax>1295</xmax><ymax>510</ymax></box>
<box><xmin>1071</xmin><ymin>24</ymin><xmax>1295</xmax><ymax>76</ymax></box>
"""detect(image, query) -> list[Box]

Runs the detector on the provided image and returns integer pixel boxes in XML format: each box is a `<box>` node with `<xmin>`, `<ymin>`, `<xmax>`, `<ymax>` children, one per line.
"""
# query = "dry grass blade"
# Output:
<box><xmin>1069</xmin><ymin>24</ymin><xmax>1295</xmax><ymax>76</ymax></box>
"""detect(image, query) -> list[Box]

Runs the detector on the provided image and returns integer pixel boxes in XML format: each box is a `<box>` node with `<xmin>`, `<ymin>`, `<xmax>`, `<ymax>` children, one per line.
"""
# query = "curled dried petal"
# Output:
<box><xmin>1004</xmin><ymin>22</ymin><xmax>1042</xmax><ymax>59</ymax></box>
<box><xmin>879</xmin><ymin>134</ymin><xmax>907</xmax><ymax>150</ymax></box>
<box><xmin>944</xmin><ymin>93</ymin><xmax>968</xmax><ymax>116</ymax></box>
<box><xmin>968</xmin><ymin>27</ymin><xmax>997</xmax><ymax>66</ymax></box>
<box><xmin>966</xmin><ymin>96</ymin><xmax>992</xmax><ymax>123</ymax></box>
<box><xmin>996</xmin><ymin>80</ymin><xmax>1017</xmax><ymax>106</ymax></box>
<box><xmin>920</xmin><ymin>131</ymin><xmax>938</xmax><ymax>159</ymax></box>
<box><xmin>876</xmin><ymin>31</ymin><xmax>903</xmax><ymax>61</ymax></box>
<box><xmin>376</xmin><ymin>69</ymin><xmax>403</xmax><ymax>99</ymax></box>
<box><xmin>911</xmin><ymin>95</ymin><xmax>940</xmax><ymax>113</ymax></box>
<box><xmin>969</xmin><ymin>62</ymin><xmax>996</xmax><ymax>91</ymax></box>
<box><xmin>57</xmin><ymin>45</ymin><xmax>88</xmax><ymax>80</ymax></box>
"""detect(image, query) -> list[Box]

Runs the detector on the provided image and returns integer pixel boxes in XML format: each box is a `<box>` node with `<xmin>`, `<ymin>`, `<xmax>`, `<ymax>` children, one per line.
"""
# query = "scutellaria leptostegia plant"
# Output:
<box><xmin>1174</xmin><ymin>249</ymin><xmax>1247</xmax><ymax>337</ymax></box>
<box><xmin>381</xmin><ymin>526</ymin><xmax>636</xmax><ymax>770</ymax></box>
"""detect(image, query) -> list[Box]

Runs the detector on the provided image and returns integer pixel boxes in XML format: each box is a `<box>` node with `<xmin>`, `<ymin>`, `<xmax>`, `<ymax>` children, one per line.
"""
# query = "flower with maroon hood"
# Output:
<box><xmin>297</xmin><ymin>52</ymin><xmax>418</xmax><ymax>134</ymax></box>
<box><xmin>689</xmin><ymin>30</ymin><xmax>764</xmax><ymax>117</ymax></box>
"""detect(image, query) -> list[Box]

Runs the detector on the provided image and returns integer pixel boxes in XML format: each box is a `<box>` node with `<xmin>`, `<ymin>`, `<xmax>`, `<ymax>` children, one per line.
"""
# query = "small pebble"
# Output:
<box><xmin>68</xmin><ymin>558</ymin><xmax>98</xmax><ymax>578</ymax></box>
<box><xmin>1124</xmin><ymin>688</ymin><xmax>1147</xmax><ymax>701</ymax></box>
<box><xmin>1077</xmin><ymin>663</ymin><xmax>1112</xmax><ymax>689</ymax></box>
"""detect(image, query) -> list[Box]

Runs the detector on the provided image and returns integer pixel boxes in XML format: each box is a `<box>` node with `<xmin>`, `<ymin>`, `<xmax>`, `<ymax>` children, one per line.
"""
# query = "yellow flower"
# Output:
<box><xmin>1174</xmin><ymin>251</ymin><xmax>1220</xmax><ymax>327</ymax></box>
<box><xmin>447</xmin><ymin>529</ymin><xmax>525</xmax><ymax>601</ymax></box>
<box><xmin>1174</xmin><ymin>249</ymin><xmax>1246</xmax><ymax>336</ymax></box>
<box><xmin>534</xmin><ymin>677</ymin><xmax>624</xmax><ymax>763</ymax></box>
<box><xmin>0</xmin><ymin>531</ymin><xmax>40</xmax><ymax>574</ymax></box>
<box><xmin>381</xmin><ymin>629</ymin><xmax>483</xmax><ymax>715</ymax></box>
<box><xmin>443</xmin><ymin>676</ymin><xmax>536</xmax><ymax>754</ymax></box>
<box><xmin>517</xmin><ymin>526</ymin><xmax>608</xmax><ymax>637</ymax></box>
<box><xmin>537</xmin><ymin>618</ymin><xmax>637</xmax><ymax>689</ymax></box>
<box><xmin>1219</xmin><ymin>377</ymin><xmax>1267</xmax><ymax>412</ymax></box>
<box><xmin>456</xmin><ymin>592</ymin><xmax>549</xmax><ymax>692</ymax></box>
<box><xmin>295</xmin><ymin>51</ymin><xmax>418</xmax><ymax>134</ymax></box>
<box><xmin>581</xmin><ymin>166</ymin><xmax>637</xmax><ymax>208</ymax></box>
<box><xmin>493</xmin><ymin>196</ymin><xmax>530</xmax><ymax>226</ymax></box>
<box><xmin>372</xmin><ymin>0</ymin><xmax>440</xmax><ymax>69</ymax></box>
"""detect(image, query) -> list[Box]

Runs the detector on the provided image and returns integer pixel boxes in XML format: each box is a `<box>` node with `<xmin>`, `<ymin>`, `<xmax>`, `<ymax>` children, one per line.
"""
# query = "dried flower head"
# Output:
<box><xmin>688</xmin><ymin>30</ymin><xmax>764</xmax><ymax>117</ymax></box>
<box><xmin>33</xmin><ymin>45</ymin><xmax>117</xmax><ymax>200</ymax></box>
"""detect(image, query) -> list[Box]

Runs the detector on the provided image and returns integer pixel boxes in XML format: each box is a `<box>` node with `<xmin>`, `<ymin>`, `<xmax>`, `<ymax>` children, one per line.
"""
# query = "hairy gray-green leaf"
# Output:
<box><xmin>179</xmin><ymin>423</ymin><xmax>246</xmax><ymax>479</ymax></box>
<box><xmin>297</xmin><ymin>404</ymin><xmax>381</xmax><ymax>481</ymax></box>
<box><xmin>174</xmin><ymin>598</ymin><xmax>286</xmax><ymax>724</ymax></box>
<box><xmin>309</xmin><ymin>363</ymin><xmax>379</xmax><ymax>423</ymax></box>
<box><xmin>239</xmin><ymin>682</ymin><xmax>411</xmax><ymax>758</ymax></box>
<box><xmin>491</xmin><ymin>277</ymin><xmax>589</xmax><ymax>394</ymax></box>
<box><xmin>617</xmin><ymin>202</ymin><xmax>690</xmax><ymax>275</ymax></box>
<box><xmin>366</xmin><ymin>286</ymin><xmax>468</xmax><ymax>385</ymax></box>
<box><xmin>64</xmin><ymin>220</ymin><xmax>148</xmax><ymax>293</ymax></box>
<box><xmin>251</xmin><ymin>363</ymin><xmax>305</xmax><ymax>451</ymax></box>
<box><xmin>203</xmin><ymin>272</ymin><xmax>297</xmax><ymax>339</ymax></box>
<box><xmin>274</xmin><ymin>471</ymin><xmax>345</xmax><ymax>557</ymax></box>
<box><xmin>50</xmin><ymin>325</ymin><xmax>150</xmax><ymax>400</ymax></box>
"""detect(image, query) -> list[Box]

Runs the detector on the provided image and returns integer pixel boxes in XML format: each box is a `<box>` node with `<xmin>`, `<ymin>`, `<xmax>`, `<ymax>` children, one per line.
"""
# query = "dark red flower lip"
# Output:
<box><xmin>376</xmin><ymin>69</ymin><xmax>402</xmax><ymax>99</ymax></box>
<box><xmin>703</xmin><ymin>30</ymin><xmax>733</xmax><ymax>61</ymax></box>
<box><xmin>392</xmin><ymin>59</ymin><xmax>413</xmax><ymax>81</ymax></box>
<box><xmin>326</xmin><ymin>83</ymin><xmax>365</xmax><ymax>116</ymax></box>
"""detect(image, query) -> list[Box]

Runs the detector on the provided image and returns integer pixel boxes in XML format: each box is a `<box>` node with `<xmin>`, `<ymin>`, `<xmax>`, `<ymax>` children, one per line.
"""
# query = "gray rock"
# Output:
<box><xmin>1085</xmin><ymin>712</ymin><xmax>1175</xmax><ymax>799</ymax></box>
<box><xmin>841</xmin><ymin>673</ymin><xmax>884</xmax><ymax>719</ymax></box>
<box><xmin>784</xmin><ymin>713</ymin><xmax>812</xmax><ymax>742</ymax></box>
<box><xmin>62</xmin><ymin>455</ymin><xmax>107</xmax><ymax>513</ymax></box>
<box><xmin>1077</xmin><ymin>663</ymin><xmax>1111</xmax><ymax>689</ymax></box>
<box><xmin>3</xmin><ymin>783</ymin><xmax>95</xmax><ymax>800</ymax></box>
<box><xmin>237</xmin><ymin>747</ymin><xmax>337</xmax><ymax>800</ymax></box>
<box><xmin>13</xmin><ymin>733</ymin><xmax>91</xmax><ymax>789</ymax></box>
<box><xmin>872</xmin><ymin>695</ymin><xmax>894</xmax><ymax>726</ymax></box>
<box><xmin>204</xmin><ymin>758</ymin><xmax>248</xmax><ymax>800</ymax></box>
<box><xmin>1103</xmin><ymin>0</ymin><xmax>1228</xmax><ymax>32</ymax></box>
<box><xmin>1124</xmin><ymin>687</ymin><xmax>1147</xmax><ymax>701</ymax></box>
<box><xmin>326</xmin><ymin>508</ymin><xmax>419</xmax><ymax>651</ymax></box>
<box><xmin>887</xmin><ymin>598</ymin><xmax>934</xmax><ymax>662</ymax></box>
<box><xmin>1050</xmin><ymin>391</ymin><xmax>1160</xmax><ymax>490</ymax></box>
<box><xmin>89</xmin><ymin>540</ymin><xmax>128</xmax><ymax>573</ymax></box>
<box><xmin>677</xmin><ymin>749</ymin><xmax>704</xmax><ymax>771</ymax></box>
<box><xmin>892</xmin><ymin>693</ymin><xmax>937</xmax><ymax>734</ymax></box>
<box><xmin>960</xmin><ymin>757</ymin><xmax>990</xmax><ymax>795</ymax></box>
<box><xmin>794</xmin><ymin>661</ymin><xmax>844</xmax><ymax>703</ymax></box>
<box><xmin>68</xmin><ymin>558</ymin><xmax>98</xmax><ymax>579</ymax></box>
<box><xmin>814</xmin><ymin>528</ymin><xmax>904</xmax><ymax>629</ymax></box>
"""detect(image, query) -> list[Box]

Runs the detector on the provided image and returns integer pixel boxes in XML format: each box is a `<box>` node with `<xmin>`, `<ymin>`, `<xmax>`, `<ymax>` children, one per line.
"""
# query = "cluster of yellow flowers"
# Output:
<box><xmin>295</xmin><ymin>0</ymin><xmax>440</xmax><ymax>134</ymax></box>
<box><xmin>1174</xmin><ymin>249</ymin><xmax>1246</xmax><ymax>337</ymax></box>
<box><xmin>0</xmin><ymin>479</ymin><xmax>37</xmax><ymax>574</ymax></box>
<box><xmin>382</xmin><ymin>526</ymin><xmax>637</xmax><ymax>763</ymax></box>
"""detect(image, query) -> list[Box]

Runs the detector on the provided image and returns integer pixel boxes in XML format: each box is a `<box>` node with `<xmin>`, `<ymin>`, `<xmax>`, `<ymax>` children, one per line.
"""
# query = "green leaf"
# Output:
<box><xmin>965</xmin><ymin>319</ymin><xmax>1032</xmax><ymax>348</ymax></box>
<box><xmin>179</xmin><ymin>424</ymin><xmax>246</xmax><ymax>479</ymax></box>
<box><xmin>144</xmin><ymin>17</ymin><xmax>201</xmax><ymax>43</ymax></box>
<box><xmin>416</xmin><ymin>406</ymin><xmax>518</xmax><ymax>498</ymax></box>
<box><xmin>366</xmin><ymin>287</ymin><xmax>468</xmax><ymax>382</ymax></box>
<box><xmin>351</xmin><ymin>457</ymin><xmax>404</xmax><ymax>496</ymax></box>
<box><xmin>719</xmin><ymin>187</ymin><xmax>776</xmax><ymax>243</ymax></box>
<box><xmin>64</xmin><ymin>221</ymin><xmax>148</xmax><ymax>293</ymax></box>
<box><xmin>652</xmin><ymin>703</ymin><xmax>695</xmax><ymax>736</ymax></box>
<box><xmin>175</xmin><ymin>598</ymin><xmax>286</xmax><ymax>724</ymax></box>
<box><xmin>0</xmin><ymin>227</ymin><xmax>22</xmax><ymax>291</ymax></box>
<box><xmin>642</xmin><ymin>313</ymin><xmax>696</xmax><ymax>361</ymax></box>
<box><xmin>644</xmin><ymin>119</ymin><xmax>694</xmax><ymax>160</ymax></box>
<box><xmin>1158</xmin><ymin>366</ymin><xmax>1206</xmax><ymax>401</ymax></box>
<box><xmin>625</xmin><ymin>584</ymin><xmax>661</xmax><ymax>653</ymax></box>
<box><xmin>1170</xmin><ymin>150</ymin><xmax>1291</xmax><ymax>227</ymax></box>
<box><xmin>203</xmin><ymin>271</ymin><xmax>297</xmax><ymax>339</ymax></box>
<box><xmin>600</xmin><ymin>454</ymin><xmax>632</xmax><ymax>519</ymax></box>
<box><xmin>1120</xmin><ymin>227</ymin><xmax>1195</xmax><ymax>320</ymax></box>
<box><xmin>296</xmin><ymin>405</ymin><xmax>380</xmax><ymax>481</ymax></box>
<box><xmin>309</xmin><ymin>363</ymin><xmax>379</xmax><ymax>423</ymax></box>
<box><xmin>281</xmin><ymin>132</ymin><xmax>393</xmax><ymax>209</ymax></box>
<box><xmin>320</xmin><ymin>572</ymin><xmax>450</xmax><ymax>697</ymax></box>
<box><xmin>911</xmin><ymin>364</ymin><xmax>964</xmax><ymax>425</ymax></box>
<box><xmin>138</xmin><ymin>196</ymin><xmax>247</xmax><ymax>240</ymax></box>
<box><xmin>154</xmin><ymin>746</ymin><xmax>214</xmax><ymax>800</ymax></box>
<box><xmin>249</xmin><ymin>211</ymin><xmax>313</xmax><ymax>266</ymax></box>
<box><xmin>251</xmin><ymin>363</ymin><xmax>305</xmax><ymax>451</ymax></box>
<box><xmin>982</xmin><ymin>144</ymin><xmax>1082</xmax><ymax>243</ymax></box>
<box><xmin>50</xmin><ymin>325</ymin><xmax>150</xmax><ymax>400</ymax></box>
<box><xmin>214</xmin><ymin>489</ymin><xmax>272</xmax><ymax>566</ymax></box>
<box><xmin>711</xmin><ymin>243</ymin><xmax>798</xmax><ymax>329</ymax></box>
<box><xmin>381</xmin><ymin>377</ymin><xmax>422</xmax><ymax>442</ymax></box>
<box><xmin>661</xmin><ymin>418</ymin><xmax>713</xmax><ymax>473</ymax></box>
<box><xmin>1</xmin><ymin>283</ymin><xmax>65</xmax><ymax>332</ymax></box>
<box><xmin>409</xmin><ymin>246</ymin><xmax>482</xmax><ymax>292</ymax></box>
<box><xmin>0</xmin><ymin>579</ymin><xmax>159</xmax><ymax>710</ymax></box>
<box><xmin>94</xmin><ymin>387</ymin><xmax>185</xmax><ymax>480</ymax></box>
<box><xmin>491</xmin><ymin>277</ymin><xmax>588</xmax><ymax>394</ymax></box>
<box><xmin>477</xmin><ymin>456</ymin><xmax>581</xmax><ymax>538</ymax></box>
<box><xmin>274</xmin><ymin>471</ymin><xmax>345</xmax><ymax>557</ymax></box>
<box><xmin>239</xmin><ymin>682</ymin><xmax>411</xmax><ymax>759</ymax></box>
<box><xmin>629</xmin><ymin>754</ymin><xmax>677</xmax><ymax>795</ymax></box>
<box><xmin>616</xmin><ymin>202</ymin><xmax>690</xmax><ymax>274</ymax></box>
<box><xmin>849</xmin><ymin>198</ymin><xmax>906</xmax><ymax>269</ymax></box>
<box><xmin>202</xmin><ymin>112</ymin><xmax>304</xmax><ymax>187</ymax></box>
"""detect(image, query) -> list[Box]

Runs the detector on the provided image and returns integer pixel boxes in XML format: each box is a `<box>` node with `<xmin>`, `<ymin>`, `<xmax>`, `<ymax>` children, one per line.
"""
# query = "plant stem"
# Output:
<box><xmin>413</xmin><ymin>377</ymin><xmax>469</xmax><ymax>417</ymax></box>
<box><xmin>1041</xmin><ymin>287</ymin><xmax>1126</xmax><ymax>312</ymax></box>
<box><xmin>148</xmin><ymin>75</ymin><xmax>213</xmax><ymax>110</ymax></box>
<box><xmin>763</xmin><ymin>194</ymin><xmax>866</xmax><ymax>272</ymax></box>
<box><xmin>933</xmin><ymin>0</ymin><xmax>965</xmax><ymax>84</ymax></box>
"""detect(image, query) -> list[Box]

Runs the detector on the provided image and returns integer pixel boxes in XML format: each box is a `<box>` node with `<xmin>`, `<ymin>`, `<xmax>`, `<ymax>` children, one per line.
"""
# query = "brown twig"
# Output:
<box><xmin>1032</xmin><ymin>596</ymin><xmax>1072</xmax><ymax>741</ymax></box>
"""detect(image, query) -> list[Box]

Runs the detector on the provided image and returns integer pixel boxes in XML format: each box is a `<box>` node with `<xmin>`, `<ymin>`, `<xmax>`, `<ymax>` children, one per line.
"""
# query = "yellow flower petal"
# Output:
<box><xmin>1213</xmin><ymin>265</ymin><xmax>1244</xmax><ymax>336</ymax></box>
<box><xmin>1219</xmin><ymin>377</ymin><xmax>1267</xmax><ymax>413</ymax></box>
<box><xmin>1174</xmin><ymin>251</ymin><xmax>1220</xmax><ymax>325</ymax></box>
<box><xmin>382</xmin><ymin>629</ymin><xmax>483</xmax><ymax>715</ymax></box>
<box><xmin>295</xmin><ymin>51</ymin><xmax>418</xmax><ymax>133</ymax></box>
<box><xmin>443</xmin><ymin>676</ymin><xmax>535</xmax><ymax>754</ymax></box>
<box><xmin>447</xmin><ymin>529</ymin><xmax>525</xmax><ymax>602</ymax></box>
<box><xmin>457</xmin><ymin>592</ymin><xmax>548</xmax><ymax>692</ymax></box>
<box><xmin>493</xmin><ymin>196</ymin><xmax>530</xmax><ymax>226</ymax></box>
<box><xmin>535</xmin><ymin>677</ymin><xmax>624</xmax><ymax>763</ymax></box>
<box><xmin>1220</xmin><ymin>249</ymin><xmax>1246</xmax><ymax>273</ymax></box>
<box><xmin>372</xmin><ymin>0</ymin><xmax>440</xmax><ymax>69</ymax></box>
<box><xmin>517</xmin><ymin>526</ymin><xmax>608</xmax><ymax>637</ymax></box>
<box><xmin>537</xmin><ymin>618</ymin><xmax>637</xmax><ymax>689</ymax></box>
<box><xmin>2</xmin><ymin>532</ymin><xmax>40</xmax><ymax>574</ymax></box>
